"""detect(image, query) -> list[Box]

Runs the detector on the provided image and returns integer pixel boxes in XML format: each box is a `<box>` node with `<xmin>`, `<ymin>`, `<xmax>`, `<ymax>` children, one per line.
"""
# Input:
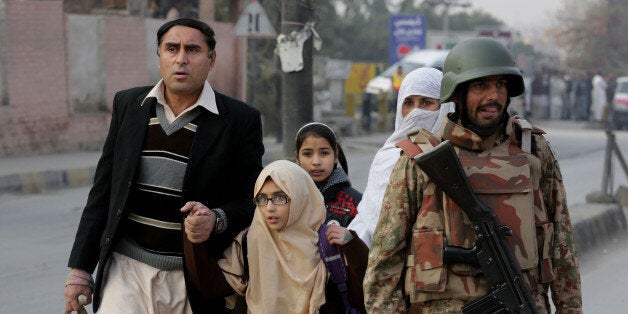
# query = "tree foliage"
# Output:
<box><xmin>550</xmin><ymin>0</ymin><xmax>628</xmax><ymax>75</ymax></box>
<box><xmin>312</xmin><ymin>0</ymin><xmax>503</xmax><ymax>62</ymax></box>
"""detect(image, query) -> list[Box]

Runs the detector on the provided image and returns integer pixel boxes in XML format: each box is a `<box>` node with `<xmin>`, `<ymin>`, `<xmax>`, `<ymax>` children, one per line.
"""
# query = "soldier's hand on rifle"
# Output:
<box><xmin>64</xmin><ymin>268</ymin><xmax>92</xmax><ymax>314</ymax></box>
<box><xmin>181</xmin><ymin>201</ymin><xmax>216</xmax><ymax>243</ymax></box>
<box><xmin>325</xmin><ymin>224</ymin><xmax>354</xmax><ymax>246</ymax></box>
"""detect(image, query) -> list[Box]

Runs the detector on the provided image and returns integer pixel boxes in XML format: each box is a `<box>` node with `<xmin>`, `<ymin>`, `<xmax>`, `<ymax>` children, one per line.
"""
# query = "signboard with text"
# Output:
<box><xmin>235</xmin><ymin>1</ymin><xmax>276</xmax><ymax>38</ymax></box>
<box><xmin>389</xmin><ymin>14</ymin><xmax>426</xmax><ymax>65</ymax></box>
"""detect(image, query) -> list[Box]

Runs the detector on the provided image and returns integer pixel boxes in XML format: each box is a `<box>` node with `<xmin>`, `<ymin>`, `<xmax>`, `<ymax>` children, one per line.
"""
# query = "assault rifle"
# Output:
<box><xmin>415</xmin><ymin>141</ymin><xmax>538</xmax><ymax>314</ymax></box>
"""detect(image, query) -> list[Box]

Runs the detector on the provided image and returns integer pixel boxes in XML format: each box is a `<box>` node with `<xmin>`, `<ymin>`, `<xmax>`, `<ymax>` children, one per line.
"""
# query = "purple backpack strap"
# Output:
<box><xmin>317</xmin><ymin>225</ymin><xmax>360</xmax><ymax>314</ymax></box>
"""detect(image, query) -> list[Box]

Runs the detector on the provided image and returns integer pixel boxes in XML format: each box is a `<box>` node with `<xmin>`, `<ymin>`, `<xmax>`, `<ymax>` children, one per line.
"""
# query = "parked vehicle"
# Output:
<box><xmin>364</xmin><ymin>49</ymin><xmax>450</xmax><ymax>97</ymax></box>
<box><xmin>611</xmin><ymin>76</ymin><xmax>628</xmax><ymax>130</ymax></box>
<box><xmin>359</xmin><ymin>49</ymin><xmax>449</xmax><ymax>132</ymax></box>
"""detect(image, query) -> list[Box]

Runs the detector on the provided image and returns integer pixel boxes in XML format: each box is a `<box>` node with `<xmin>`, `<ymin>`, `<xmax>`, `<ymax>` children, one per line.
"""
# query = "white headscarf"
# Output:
<box><xmin>219</xmin><ymin>160</ymin><xmax>328</xmax><ymax>313</ymax></box>
<box><xmin>348</xmin><ymin>67</ymin><xmax>454</xmax><ymax>247</ymax></box>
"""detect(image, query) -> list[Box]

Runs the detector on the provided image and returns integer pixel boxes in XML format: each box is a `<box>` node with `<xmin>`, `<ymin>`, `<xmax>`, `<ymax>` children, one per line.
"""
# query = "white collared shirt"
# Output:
<box><xmin>141</xmin><ymin>80</ymin><xmax>218</xmax><ymax>123</ymax></box>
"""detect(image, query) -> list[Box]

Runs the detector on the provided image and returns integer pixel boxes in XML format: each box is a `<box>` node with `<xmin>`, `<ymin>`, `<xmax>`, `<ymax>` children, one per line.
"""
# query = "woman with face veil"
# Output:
<box><xmin>348</xmin><ymin>67</ymin><xmax>454</xmax><ymax>247</ymax></box>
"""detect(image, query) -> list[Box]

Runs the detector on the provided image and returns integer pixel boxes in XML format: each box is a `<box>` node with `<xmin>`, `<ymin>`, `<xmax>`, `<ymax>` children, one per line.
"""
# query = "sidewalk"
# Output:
<box><xmin>0</xmin><ymin>130</ymin><xmax>625</xmax><ymax>255</ymax></box>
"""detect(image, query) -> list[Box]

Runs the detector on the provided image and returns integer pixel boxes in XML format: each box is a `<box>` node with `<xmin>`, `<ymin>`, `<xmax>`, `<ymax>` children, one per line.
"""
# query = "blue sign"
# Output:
<box><xmin>389</xmin><ymin>14</ymin><xmax>426</xmax><ymax>65</ymax></box>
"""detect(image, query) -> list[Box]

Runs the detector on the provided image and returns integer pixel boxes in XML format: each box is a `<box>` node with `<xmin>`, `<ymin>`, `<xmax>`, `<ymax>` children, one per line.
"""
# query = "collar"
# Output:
<box><xmin>440</xmin><ymin>114</ymin><xmax>514</xmax><ymax>152</ymax></box>
<box><xmin>141</xmin><ymin>80</ymin><xmax>219</xmax><ymax>115</ymax></box>
<box><xmin>317</xmin><ymin>166</ymin><xmax>351</xmax><ymax>194</ymax></box>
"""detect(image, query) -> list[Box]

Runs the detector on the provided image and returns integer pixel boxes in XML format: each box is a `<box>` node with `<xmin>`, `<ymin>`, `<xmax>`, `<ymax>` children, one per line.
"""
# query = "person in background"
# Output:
<box><xmin>390</xmin><ymin>65</ymin><xmax>406</xmax><ymax>128</ymax></box>
<box><xmin>531</xmin><ymin>70</ymin><xmax>550</xmax><ymax>119</ymax></box>
<box><xmin>348</xmin><ymin>67</ymin><xmax>453</xmax><ymax>247</ymax></box>
<box><xmin>182</xmin><ymin>160</ymin><xmax>368</xmax><ymax>313</ymax></box>
<box><xmin>549</xmin><ymin>71</ymin><xmax>566</xmax><ymax>120</ymax></box>
<box><xmin>295</xmin><ymin>122</ymin><xmax>362</xmax><ymax>228</ymax></box>
<box><xmin>64</xmin><ymin>18</ymin><xmax>264</xmax><ymax>313</ymax></box>
<box><xmin>364</xmin><ymin>37</ymin><xmax>582</xmax><ymax>313</ymax></box>
<box><xmin>583</xmin><ymin>71</ymin><xmax>594</xmax><ymax>121</ymax></box>
<box><xmin>572</xmin><ymin>72</ymin><xmax>591</xmax><ymax>121</ymax></box>
<box><xmin>591</xmin><ymin>71</ymin><xmax>609</xmax><ymax>123</ymax></box>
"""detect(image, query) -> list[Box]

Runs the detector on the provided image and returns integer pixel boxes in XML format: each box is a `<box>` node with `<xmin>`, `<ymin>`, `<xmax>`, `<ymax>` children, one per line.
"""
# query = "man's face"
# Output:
<box><xmin>462</xmin><ymin>75</ymin><xmax>509</xmax><ymax>128</ymax></box>
<box><xmin>158</xmin><ymin>25</ymin><xmax>215</xmax><ymax>99</ymax></box>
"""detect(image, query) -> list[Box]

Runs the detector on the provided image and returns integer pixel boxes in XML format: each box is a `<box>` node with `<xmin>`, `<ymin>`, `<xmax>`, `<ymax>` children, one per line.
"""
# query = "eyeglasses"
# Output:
<box><xmin>254</xmin><ymin>195</ymin><xmax>291</xmax><ymax>206</ymax></box>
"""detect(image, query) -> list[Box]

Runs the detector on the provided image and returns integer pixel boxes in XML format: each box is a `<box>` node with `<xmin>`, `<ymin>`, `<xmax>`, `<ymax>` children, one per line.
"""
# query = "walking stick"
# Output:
<box><xmin>64</xmin><ymin>294</ymin><xmax>88</xmax><ymax>314</ymax></box>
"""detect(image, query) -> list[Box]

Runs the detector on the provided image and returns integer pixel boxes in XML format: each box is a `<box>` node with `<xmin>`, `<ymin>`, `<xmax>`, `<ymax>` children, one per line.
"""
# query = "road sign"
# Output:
<box><xmin>235</xmin><ymin>1</ymin><xmax>277</xmax><ymax>38</ymax></box>
<box><xmin>389</xmin><ymin>14</ymin><xmax>426</xmax><ymax>65</ymax></box>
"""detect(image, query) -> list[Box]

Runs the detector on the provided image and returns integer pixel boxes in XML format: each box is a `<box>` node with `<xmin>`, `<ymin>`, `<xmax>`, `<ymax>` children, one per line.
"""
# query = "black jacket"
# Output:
<box><xmin>67</xmin><ymin>86</ymin><xmax>264</xmax><ymax>312</ymax></box>
<box><xmin>319</xmin><ymin>167</ymin><xmax>362</xmax><ymax>227</ymax></box>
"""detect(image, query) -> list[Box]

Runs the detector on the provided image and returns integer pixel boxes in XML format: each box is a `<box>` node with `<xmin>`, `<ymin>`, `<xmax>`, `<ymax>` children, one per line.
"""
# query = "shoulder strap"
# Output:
<box><xmin>317</xmin><ymin>225</ymin><xmax>360</xmax><ymax>314</ymax></box>
<box><xmin>396</xmin><ymin>139</ymin><xmax>423</xmax><ymax>158</ymax></box>
<box><xmin>512</xmin><ymin>117</ymin><xmax>543</xmax><ymax>155</ymax></box>
<box><xmin>395</xmin><ymin>128</ymin><xmax>441</xmax><ymax>158</ymax></box>
<box><xmin>514</xmin><ymin>117</ymin><xmax>533</xmax><ymax>154</ymax></box>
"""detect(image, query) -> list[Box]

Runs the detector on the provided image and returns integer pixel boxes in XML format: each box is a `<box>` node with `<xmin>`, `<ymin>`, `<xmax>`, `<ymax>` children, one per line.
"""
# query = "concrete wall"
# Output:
<box><xmin>0</xmin><ymin>0</ymin><xmax>244</xmax><ymax>157</ymax></box>
<box><xmin>68</xmin><ymin>14</ymin><xmax>105</xmax><ymax>112</ymax></box>
<box><xmin>0</xmin><ymin>0</ymin><xmax>72</xmax><ymax>155</ymax></box>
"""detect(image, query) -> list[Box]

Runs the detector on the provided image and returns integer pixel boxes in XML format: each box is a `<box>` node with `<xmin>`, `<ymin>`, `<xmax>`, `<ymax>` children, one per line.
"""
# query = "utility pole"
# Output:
<box><xmin>425</xmin><ymin>0</ymin><xmax>470</xmax><ymax>46</ymax></box>
<box><xmin>280</xmin><ymin>0</ymin><xmax>313</xmax><ymax>158</ymax></box>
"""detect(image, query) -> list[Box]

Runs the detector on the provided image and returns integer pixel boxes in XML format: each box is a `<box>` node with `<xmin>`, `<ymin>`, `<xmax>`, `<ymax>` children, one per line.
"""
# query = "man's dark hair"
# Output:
<box><xmin>156</xmin><ymin>18</ymin><xmax>216</xmax><ymax>54</ymax></box>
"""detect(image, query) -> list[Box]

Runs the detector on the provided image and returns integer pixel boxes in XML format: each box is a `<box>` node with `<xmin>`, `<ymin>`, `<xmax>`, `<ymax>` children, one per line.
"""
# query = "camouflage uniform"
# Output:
<box><xmin>363</xmin><ymin>116</ymin><xmax>582</xmax><ymax>313</ymax></box>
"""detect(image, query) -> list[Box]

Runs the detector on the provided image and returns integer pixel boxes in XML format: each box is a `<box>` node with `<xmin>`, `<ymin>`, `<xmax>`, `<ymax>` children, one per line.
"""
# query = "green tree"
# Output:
<box><xmin>313</xmin><ymin>0</ymin><xmax>504</xmax><ymax>62</ymax></box>
<box><xmin>314</xmin><ymin>1</ymin><xmax>390</xmax><ymax>62</ymax></box>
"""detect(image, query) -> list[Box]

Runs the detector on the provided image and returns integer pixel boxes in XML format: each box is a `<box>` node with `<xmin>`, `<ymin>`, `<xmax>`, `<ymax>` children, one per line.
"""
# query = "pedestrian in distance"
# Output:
<box><xmin>183</xmin><ymin>160</ymin><xmax>369</xmax><ymax>313</ymax></box>
<box><xmin>64</xmin><ymin>18</ymin><xmax>264</xmax><ymax>313</ymax></box>
<box><xmin>348</xmin><ymin>66</ymin><xmax>454</xmax><ymax>248</ymax></box>
<box><xmin>591</xmin><ymin>71</ymin><xmax>608</xmax><ymax>123</ymax></box>
<box><xmin>364</xmin><ymin>37</ymin><xmax>582</xmax><ymax>313</ymax></box>
<box><xmin>390</xmin><ymin>65</ymin><xmax>407</xmax><ymax>129</ymax></box>
<box><xmin>295</xmin><ymin>122</ymin><xmax>362</xmax><ymax>228</ymax></box>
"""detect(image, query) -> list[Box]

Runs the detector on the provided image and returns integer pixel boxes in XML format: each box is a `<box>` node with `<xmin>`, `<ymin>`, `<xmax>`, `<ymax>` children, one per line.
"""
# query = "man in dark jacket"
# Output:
<box><xmin>64</xmin><ymin>18</ymin><xmax>264</xmax><ymax>313</ymax></box>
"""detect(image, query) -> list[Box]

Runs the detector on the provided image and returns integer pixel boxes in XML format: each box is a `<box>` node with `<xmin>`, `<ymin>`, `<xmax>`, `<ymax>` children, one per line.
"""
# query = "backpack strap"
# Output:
<box><xmin>317</xmin><ymin>225</ymin><xmax>360</xmax><ymax>314</ymax></box>
<box><xmin>396</xmin><ymin>128</ymin><xmax>441</xmax><ymax>158</ymax></box>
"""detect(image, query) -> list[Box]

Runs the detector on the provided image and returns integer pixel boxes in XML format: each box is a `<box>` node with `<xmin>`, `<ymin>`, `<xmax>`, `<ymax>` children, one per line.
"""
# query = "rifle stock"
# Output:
<box><xmin>415</xmin><ymin>141</ymin><xmax>538</xmax><ymax>314</ymax></box>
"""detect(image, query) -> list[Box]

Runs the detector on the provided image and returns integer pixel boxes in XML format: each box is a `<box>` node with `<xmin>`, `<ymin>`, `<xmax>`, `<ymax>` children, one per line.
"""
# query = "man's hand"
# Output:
<box><xmin>325</xmin><ymin>225</ymin><xmax>353</xmax><ymax>246</ymax></box>
<box><xmin>64</xmin><ymin>268</ymin><xmax>92</xmax><ymax>314</ymax></box>
<box><xmin>181</xmin><ymin>201</ymin><xmax>216</xmax><ymax>243</ymax></box>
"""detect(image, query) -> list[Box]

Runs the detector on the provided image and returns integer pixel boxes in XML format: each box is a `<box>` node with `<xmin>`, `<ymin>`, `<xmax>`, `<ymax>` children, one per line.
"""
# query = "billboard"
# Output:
<box><xmin>389</xmin><ymin>14</ymin><xmax>426</xmax><ymax>65</ymax></box>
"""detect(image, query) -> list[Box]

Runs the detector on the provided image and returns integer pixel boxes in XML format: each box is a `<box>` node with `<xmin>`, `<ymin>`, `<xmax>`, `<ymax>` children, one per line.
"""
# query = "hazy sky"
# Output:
<box><xmin>460</xmin><ymin>0</ymin><xmax>564</xmax><ymax>30</ymax></box>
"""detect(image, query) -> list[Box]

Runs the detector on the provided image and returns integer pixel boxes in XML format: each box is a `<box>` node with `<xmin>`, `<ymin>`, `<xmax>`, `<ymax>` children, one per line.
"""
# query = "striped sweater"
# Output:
<box><xmin>116</xmin><ymin>103</ymin><xmax>201</xmax><ymax>270</ymax></box>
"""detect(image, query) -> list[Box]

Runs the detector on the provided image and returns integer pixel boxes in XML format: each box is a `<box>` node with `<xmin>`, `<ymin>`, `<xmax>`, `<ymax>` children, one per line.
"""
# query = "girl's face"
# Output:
<box><xmin>256</xmin><ymin>179</ymin><xmax>291</xmax><ymax>231</ymax></box>
<box><xmin>296</xmin><ymin>135</ymin><xmax>338</xmax><ymax>185</ymax></box>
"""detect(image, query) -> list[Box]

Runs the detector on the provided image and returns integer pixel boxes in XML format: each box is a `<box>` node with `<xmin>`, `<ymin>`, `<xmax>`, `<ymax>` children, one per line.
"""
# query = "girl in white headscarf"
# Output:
<box><xmin>348</xmin><ymin>67</ymin><xmax>454</xmax><ymax>247</ymax></box>
<box><xmin>184</xmin><ymin>160</ymin><xmax>368</xmax><ymax>313</ymax></box>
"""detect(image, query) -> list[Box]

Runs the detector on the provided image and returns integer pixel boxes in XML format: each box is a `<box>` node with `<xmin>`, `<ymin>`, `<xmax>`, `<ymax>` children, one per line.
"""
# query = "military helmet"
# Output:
<box><xmin>440</xmin><ymin>37</ymin><xmax>524</xmax><ymax>103</ymax></box>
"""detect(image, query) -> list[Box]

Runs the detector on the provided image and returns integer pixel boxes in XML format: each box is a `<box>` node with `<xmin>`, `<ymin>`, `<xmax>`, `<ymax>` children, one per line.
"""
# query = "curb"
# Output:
<box><xmin>571</xmin><ymin>202</ymin><xmax>627</xmax><ymax>253</ymax></box>
<box><xmin>0</xmin><ymin>167</ymin><xmax>96</xmax><ymax>194</ymax></box>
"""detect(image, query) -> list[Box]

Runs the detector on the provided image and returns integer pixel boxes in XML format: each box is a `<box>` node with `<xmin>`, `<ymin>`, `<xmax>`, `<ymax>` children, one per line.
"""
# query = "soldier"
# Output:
<box><xmin>363</xmin><ymin>37</ymin><xmax>582</xmax><ymax>313</ymax></box>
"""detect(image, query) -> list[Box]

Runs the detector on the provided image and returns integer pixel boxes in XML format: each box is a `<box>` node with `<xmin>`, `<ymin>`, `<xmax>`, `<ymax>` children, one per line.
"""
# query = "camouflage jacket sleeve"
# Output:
<box><xmin>537</xmin><ymin>135</ymin><xmax>583</xmax><ymax>313</ymax></box>
<box><xmin>363</xmin><ymin>155</ymin><xmax>422</xmax><ymax>313</ymax></box>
